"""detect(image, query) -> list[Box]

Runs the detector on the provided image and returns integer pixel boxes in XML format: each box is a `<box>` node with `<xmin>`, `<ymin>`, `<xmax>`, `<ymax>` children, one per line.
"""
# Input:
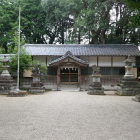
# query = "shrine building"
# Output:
<box><xmin>23</xmin><ymin>44</ymin><xmax>140</xmax><ymax>90</ymax></box>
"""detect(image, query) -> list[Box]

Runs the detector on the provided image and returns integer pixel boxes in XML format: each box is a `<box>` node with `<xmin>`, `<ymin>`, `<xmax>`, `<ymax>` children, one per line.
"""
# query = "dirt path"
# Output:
<box><xmin>0</xmin><ymin>91</ymin><xmax>140</xmax><ymax>140</ymax></box>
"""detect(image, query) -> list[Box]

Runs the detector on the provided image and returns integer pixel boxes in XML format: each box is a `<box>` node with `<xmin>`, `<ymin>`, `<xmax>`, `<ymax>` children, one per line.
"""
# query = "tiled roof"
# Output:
<box><xmin>49</xmin><ymin>51</ymin><xmax>88</xmax><ymax>66</ymax></box>
<box><xmin>24</xmin><ymin>44</ymin><xmax>140</xmax><ymax>56</ymax></box>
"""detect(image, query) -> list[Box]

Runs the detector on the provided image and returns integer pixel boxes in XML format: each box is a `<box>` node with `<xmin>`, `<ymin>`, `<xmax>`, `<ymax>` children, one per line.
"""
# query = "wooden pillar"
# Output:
<box><xmin>78</xmin><ymin>67</ymin><xmax>81</xmax><ymax>91</ymax></box>
<box><xmin>57</xmin><ymin>67</ymin><xmax>60</xmax><ymax>90</ymax></box>
<box><xmin>68</xmin><ymin>68</ymin><xmax>70</xmax><ymax>82</ymax></box>
<box><xmin>111</xmin><ymin>56</ymin><xmax>113</xmax><ymax>67</ymax></box>
<box><xmin>111</xmin><ymin>56</ymin><xmax>113</xmax><ymax>75</ymax></box>
<box><xmin>97</xmin><ymin>56</ymin><xmax>99</xmax><ymax>66</ymax></box>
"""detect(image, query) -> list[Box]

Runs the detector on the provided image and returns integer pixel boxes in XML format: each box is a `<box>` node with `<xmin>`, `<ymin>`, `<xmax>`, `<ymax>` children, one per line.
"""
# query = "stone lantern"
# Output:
<box><xmin>0</xmin><ymin>56</ymin><xmax>14</xmax><ymax>94</ymax></box>
<box><xmin>133</xmin><ymin>94</ymin><xmax>140</xmax><ymax>102</ymax></box>
<box><xmin>117</xmin><ymin>56</ymin><xmax>140</xmax><ymax>96</ymax></box>
<box><xmin>29</xmin><ymin>64</ymin><xmax>45</xmax><ymax>93</ymax></box>
<box><xmin>0</xmin><ymin>56</ymin><xmax>11</xmax><ymax>78</ymax></box>
<box><xmin>124</xmin><ymin>56</ymin><xmax>135</xmax><ymax>79</ymax></box>
<box><xmin>87</xmin><ymin>65</ymin><xmax>104</xmax><ymax>95</ymax></box>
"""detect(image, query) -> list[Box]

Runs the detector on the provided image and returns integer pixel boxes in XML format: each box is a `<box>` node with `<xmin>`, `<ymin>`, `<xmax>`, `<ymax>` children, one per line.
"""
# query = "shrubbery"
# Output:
<box><xmin>9</xmin><ymin>48</ymin><xmax>32</xmax><ymax>77</ymax></box>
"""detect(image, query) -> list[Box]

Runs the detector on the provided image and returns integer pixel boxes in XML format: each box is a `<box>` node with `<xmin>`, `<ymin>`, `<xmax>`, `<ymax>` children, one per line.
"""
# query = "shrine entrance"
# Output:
<box><xmin>48</xmin><ymin>51</ymin><xmax>88</xmax><ymax>90</ymax></box>
<box><xmin>60</xmin><ymin>67</ymin><xmax>78</xmax><ymax>83</ymax></box>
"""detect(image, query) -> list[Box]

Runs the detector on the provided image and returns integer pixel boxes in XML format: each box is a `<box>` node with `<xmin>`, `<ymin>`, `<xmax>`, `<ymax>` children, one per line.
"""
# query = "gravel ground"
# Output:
<box><xmin>0</xmin><ymin>91</ymin><xmax>140</xmax><ymax>140</ymax></box>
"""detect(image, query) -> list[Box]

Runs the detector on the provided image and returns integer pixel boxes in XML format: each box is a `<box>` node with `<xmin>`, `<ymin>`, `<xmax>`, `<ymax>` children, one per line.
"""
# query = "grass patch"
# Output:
<box><xmin>45</xmin><ymin>89</ymin><xmax>52</xmax><ymax>92</ymax></box>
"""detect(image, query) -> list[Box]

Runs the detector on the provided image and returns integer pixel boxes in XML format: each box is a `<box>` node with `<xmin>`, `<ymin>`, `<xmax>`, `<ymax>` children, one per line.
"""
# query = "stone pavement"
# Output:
<box><xmin>0</xmin><ymin>91</ymin><xmax>140</xmax><ymax>140</ymax></box>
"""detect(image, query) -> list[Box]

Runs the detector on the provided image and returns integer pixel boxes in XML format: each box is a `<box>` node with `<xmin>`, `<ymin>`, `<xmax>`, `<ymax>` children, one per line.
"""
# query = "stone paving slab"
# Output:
<box><xmin>0</xmin><ymin>91</ymin><xmax>140</xmax><ymax>140</ymax></box>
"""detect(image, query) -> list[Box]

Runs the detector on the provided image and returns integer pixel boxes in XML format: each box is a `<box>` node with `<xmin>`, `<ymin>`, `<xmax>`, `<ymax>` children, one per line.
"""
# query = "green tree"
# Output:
<box><xmin>0</xmin><ymin>0</ymin><xmax>47</xmax><ymax>52</ymax></box>
<box><xmin>0</xmin><ymin>56</ymin><xmax>2</xmax><ymax>73</ymax></box>
<box><xmin>72</xmin><ymin>0</ymin><xmax>140</xmax><ymax>44</ymax></box>
<box><xmin>32</xmin><ymin>60</ymin><xmax>47</xmax><ymax>80</ymax></box>
<box><xmin>71</xmin><ymin>0</ymin><xmax>118</xmax><ymax>44</ymax></box>
<box><xmin>106</xmin><ymin>1</ymin><xmax>136</xmax><ymax>44</ymax></box>
<box><xmin>19</xmin><ymin>0</ymin><xmax>47</xmax><ymax>44</ymax></box>
<box><xmin>125</xmin><ymin>0</ymin><xmax>140</xmax><ymax>9</ymax></box>
<box><xmin>9</xmin><ymin>48</ymin><xmax>32</xmax><ymax>78</ymax></box>
<box><xmin>0</xmin><ymin>0</ymin><xmax>140</xmax><ymax>50</ymax></box>
<box><xmin>125</xmin><ymin>0</ymin><xmax>140</xmax><ymax>26</ymax></box>
<box><xmin>42</xmin><ymin>0</ymin><xmax>74</xmax><ymax>44</ymax></box>
<box><xmin>0</xmin><ymin>0</ymin><xmax>17</xmax><ymax>53</ymax></box>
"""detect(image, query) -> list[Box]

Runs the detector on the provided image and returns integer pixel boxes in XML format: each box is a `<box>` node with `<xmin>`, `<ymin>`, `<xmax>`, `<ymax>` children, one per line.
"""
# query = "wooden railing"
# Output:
<box><xmin>80</xmin><ymin>75</ymin><xmax>123</xmax><ymax>90</ymax></box>
<box><xmin>21</xmin><ymin>75</ymin><xmax>123</xmax><ymax>90</ymax></box>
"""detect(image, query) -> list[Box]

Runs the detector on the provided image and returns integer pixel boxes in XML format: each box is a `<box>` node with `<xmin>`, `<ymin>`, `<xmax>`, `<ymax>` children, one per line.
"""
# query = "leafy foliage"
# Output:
<box><xmin>125</xmin><ymin>0</ymin><xmax>140</xmax><ymax>9</ymax></box>
<box><xmin>9</xmin><ymin>48</ymin><xmax>32</xmax><ymax>77</ymax></box>
<box><xmin>0</xmin><ymin>0</ymin><xmax>17</xmax><ymax>53</ymax></box>
<box><xmin>0</xmin><ymin>0</ymin><xmax>140</xmax><ymax>53</ymax></box>
<box><xmin>0</xmin><ymin>58</ymin><xmax>2</xmax><ymax>73</ymax></box>
<box><xmin>125</xmin><ymin>0</ymin><xmax>140</xmax><ymax>27</ymax></box>
<box><xmin>32</xmin><ymin>60</ymin><xmax>47</xmax><ymax>76</ymax></box>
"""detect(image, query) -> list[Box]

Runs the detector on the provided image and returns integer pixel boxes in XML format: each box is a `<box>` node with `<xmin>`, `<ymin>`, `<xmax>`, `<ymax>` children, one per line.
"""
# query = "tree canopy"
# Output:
<box><xmin>9</xmin><ymin>47</ymin><xmax>32</xmax><ymax>77</ymax></box>
<box><xmin>125</xmin><ymin>0</ymin><xmax>140</xmax><ymax>26</ymax></box>
<box><xmin>0</xmin><ymin>0</ymin><xmax>140</xmax><ymax>53</ymax></box>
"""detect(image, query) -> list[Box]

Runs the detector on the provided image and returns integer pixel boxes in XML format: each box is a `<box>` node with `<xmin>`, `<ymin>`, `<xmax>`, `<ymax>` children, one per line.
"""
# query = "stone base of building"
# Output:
<box><xmin>9</xmin><ymin>90</ymin><xmax>28</xmax><ymax>97</ymax></box>
<box><xmin>116</xmin><ymin>78</ymin><xmax>140</xmax><ymax>96</ymax></box>
<box><xmin>87</xmin><ymin>89</ymin><xmax>105</xmax><ymax>95</ymax></box>
<box><xmin>132</xmin><ymin>94</ymin><xmax>140</xmax><ymax>102</ymax></box>
<box><xmin>116</xmin><ymin>88</ymin><xmax>140</xmax><ymax>96</ymax></box>
<box><xmin>29</xmin><ymin>87</ymin><xmax>45</xmax><ymax>94</ymax></box>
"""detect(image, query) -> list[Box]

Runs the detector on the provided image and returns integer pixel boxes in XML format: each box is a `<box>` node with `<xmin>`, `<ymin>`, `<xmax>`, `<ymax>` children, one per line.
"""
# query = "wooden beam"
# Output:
<box><xmin>111</xmin><ymin>56</ymin><xmax>113</xmax><ymax>67</ymax></box>
<box><xmin>97</xmin><ymin>56</ymin><xmax>99</xmax><ymax>66</ymax></box>
<box><xmin>111</xmin><ymin>56</ymin><xmax>113</xmax><ymax>75</ymax></box>
<box><xmin>78</xmin><ymin>67</ymin><xmax>81</xmax><ymax>91</ymax></box>
<box><xmin>57</xmin><ymin>67</ymin><xmax>60</xmax><ymax>90</ymax></box>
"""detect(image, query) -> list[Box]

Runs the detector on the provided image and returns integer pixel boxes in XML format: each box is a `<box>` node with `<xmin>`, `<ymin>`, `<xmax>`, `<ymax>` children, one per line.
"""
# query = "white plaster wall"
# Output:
<box><xmin>98</xmin><ymin>56</ymin><xmax>111</xmax><ymax>67</ymax></box>
<box><xmin>47</xmin><ymin>56</ymin><xmax>59</xmax><ymax>66</ymax></box>
<box><xmin>33</xmin><ymin>56</ymin><xmax>136</xmax><ymax>67</ymax></box>
<box><xmin>113</xmin><ymin>56</ymin><xmax>126</xmax><ymax>67</ymax></box>
<box><xmin>33</xmin><ymin>56</ymin><xmax>46</xmax><ymax>66</ymax></box>
<box><xmin>131</xmin><ymin>57</ymin><xmax>136</xmax><ymax>66</ymax></box>
<box><xmin>23</xmin><ymin>69</ymin><xmax>32</xmax><ymax>77</ymax></box>
<box><xmin>88</xmin><ymin>56</ymin><xmax>97</xmax><ymax>66</ymax></box>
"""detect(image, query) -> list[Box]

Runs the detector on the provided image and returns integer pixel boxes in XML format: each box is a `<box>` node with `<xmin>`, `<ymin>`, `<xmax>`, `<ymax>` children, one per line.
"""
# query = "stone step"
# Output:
<box><xmin>59</xmin><ymin>84</ymin><xmax>80</xmax><ymax>91</ymax></box>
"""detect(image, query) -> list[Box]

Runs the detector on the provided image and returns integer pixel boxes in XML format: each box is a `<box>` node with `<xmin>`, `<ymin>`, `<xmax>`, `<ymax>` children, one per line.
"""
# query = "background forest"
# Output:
<box><xmin>0</xmin><ymin>0</ymin><xmax>140</xmax><ymax>54</ymax></box>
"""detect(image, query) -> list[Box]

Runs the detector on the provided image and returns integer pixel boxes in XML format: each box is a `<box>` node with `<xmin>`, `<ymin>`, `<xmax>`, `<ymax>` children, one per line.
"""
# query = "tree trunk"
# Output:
<box><xmin>61</xmin><ymin>29</ymin><xmax>65</xmax><ymax>44</ymax></box>
<box><xmin>61</xmin><ymin>21</ymin><xmax>65</xmax><ymax>44</ymax></box>
<box><xmin>100</xmin><ymin>30</ymin><xmax>106</xmax><ymax>44</ymax></box>
<box><xmin>3</xmin><ymin>44</ymin><xmax>8</xmax><ymax>54</ymax></box>
<box><xmin>78</xmin><ymin>28</ymin><xmax>81</xmax><ymax>44</ymax></box>
<box><xmin>49</xmin><ymin>36</ymin><xmax>55</xmax><ymax>44</ymax></box>
<box><xmin>89</xmin><ymin>31</ymin><xmax>91</xmax><ymax>44</ymax></box>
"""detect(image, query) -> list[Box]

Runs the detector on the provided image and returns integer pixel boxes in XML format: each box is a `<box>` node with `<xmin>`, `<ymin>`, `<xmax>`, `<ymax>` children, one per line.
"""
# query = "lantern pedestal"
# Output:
<box><xmin>117</xmin><ymin>56</ymin><xmax>140</xmax><ymax>96</ymax></box>
<box><xmin>88</xmin><ymin>74</ymin><xmax>104</xmax><ymax>95</ymax></box>
<box><xmin>0</xmin><ymin>56</ymin><xmax>14</xmax><ymax>94</ymax></box>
